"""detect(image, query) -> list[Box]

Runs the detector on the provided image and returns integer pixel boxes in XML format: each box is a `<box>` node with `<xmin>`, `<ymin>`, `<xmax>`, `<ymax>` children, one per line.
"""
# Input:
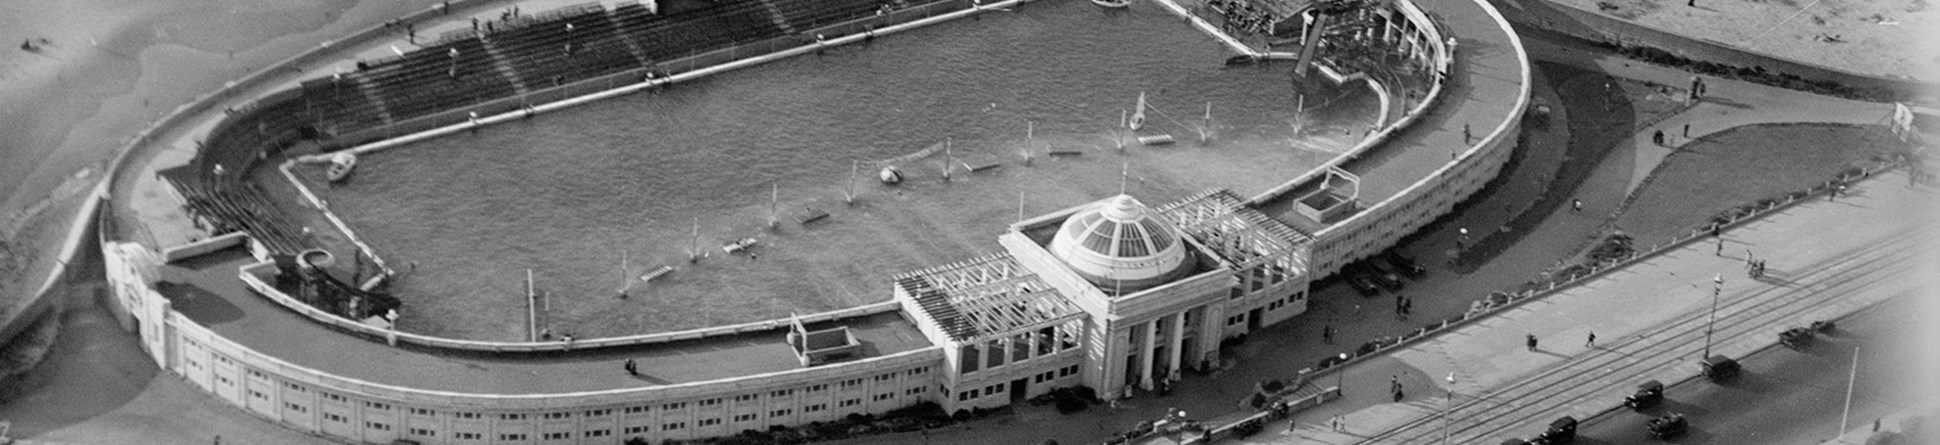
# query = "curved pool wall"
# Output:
<box><xmin>94</xmin><ymin>0</ymin><xmax>1523</xmax><ymax>444</ymax></box>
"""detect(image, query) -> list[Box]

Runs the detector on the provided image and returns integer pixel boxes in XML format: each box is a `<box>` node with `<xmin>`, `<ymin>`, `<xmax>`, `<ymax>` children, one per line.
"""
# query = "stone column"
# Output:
<box><xmin>1140</xmin><ymin>319</ymin><xmax>1158</xmax><ymax>390</ymax></box>
<box><xmin>1168</xmin><ymin>311</ymin><xmax>1187</xmax><ymax>380</ymax></box>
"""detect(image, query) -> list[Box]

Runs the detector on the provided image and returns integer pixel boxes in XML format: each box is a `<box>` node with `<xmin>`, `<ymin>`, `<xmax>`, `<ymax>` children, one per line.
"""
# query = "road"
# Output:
<box><xmin>1574</xmin><ymin>295</ymin><xmax>1932</xmax><ymax>445</ymax></box>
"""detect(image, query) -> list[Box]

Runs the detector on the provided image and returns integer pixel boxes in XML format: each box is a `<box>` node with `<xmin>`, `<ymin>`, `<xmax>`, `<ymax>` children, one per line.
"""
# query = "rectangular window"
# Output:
<box><xmin>285</xmin><ymin>402</ymin><xmax>308</xmax><ymax>413</ymax></box>
<box><xmin>906</xmin><ymin>387</ymin><xmax>924</xmax><ymax>396</ymax></box>
<box><xmin>839</xmin><ymin>399</ymin><xmax>861</xmax><ymax>407</ymax></box>
<box><xmin>364</xmin><ymin>421</ymin><xmax>391</xmax><ymax>431</ymax></box>
<box><xmin>454</xmin><ymin>412</ymin><xmax>480</xmax><ymax>419</ymax></box>
<box><xmin>323</xmin><ymin>393</ymin><xmax>346</xmax><ymax>402</ymax></box>
<box><xmin>770</xmin><ymin>389</ymin><xmax>792</xmax><ymax>397</ymax></box>
<box><xmin>698</xmin><ymin>418</ymin><xmax>720</xmax><ymax>426</ymax></box>
<box><xmin>410</xmin><ymin>408</ymin><xmax>435</xmax><ymax>416</ymax></box>
<box><xmin>733</xmin><ymin>414</ymin><xmax>757</xmax><ymax>422</ymax></box>
<box><xmin>769</xmin><ymin>409</ymin><xmax>791</xmax><ymax>417</ymax></box>
<box><xmin>586</xmin><ymin>429</ymin><xmax>610</xmax><ymax>437</ymax></box>
<box><xmin>249</xmin><ymin>370</ymin><xmax>266</xmax><ymax>379</ymax></box>
<box><xmin>250</xmin><ymin>390</ymin><xmax>267</xmax><ymax>400</ymax></box>
<box><xmin>662</xmin><ymin>402</ymin><xmax>687</xmax><ymax>410</ymax></box>
<box><xmin>735</xmin><ymin>394</ymin><xmax>758</xmax><ymax>402</ymax></box>
<box><xmin>875</xmin><ymin>374</ymin><xmax>895</xmax><ymax>382</ymax></box>
<box><xmin>499</xmin><ymin>433</ymin><xmax>527</xmax><ymax>441</ymax></box>
<box><xmin>455</xmin><ymin>432</ymin><xmax>480</xmax><ymax>440</ymax></box>
<box><xmin>873</xmin><ymin>393</ymin><xmax>894</xmax><ymax>401</ymax></box>
<box><xmin>544</xmin><ymin>412</ymin><xmax>571</xmax><ymax>420</ymax></box>
<box><xmin>584</xmin><ymin>409</ymin><xmax>611</xmax><ymax>417</ymax></box>
<box><xmin>284</xmin><ymin>382</ymin><xmax>308</xmax><ymax>392</ymax></box>
<box><xmin>324</xmin><ymin>413</ymin><xmax>346</xmax><ymax>423</ymax></box>
<box><xmin>625</xmin><ymin>406</ymin><xmax>649</xmax><ymax>414</ymax></box>
<box><xmin>543</xmin><ymin>432</ymin><xmax>569</xmax><ymax>440</ymax></box>
<box><xmin>364</xmin><ymin>401</ymin><xmax>390</xmax><ymax>410</ymax></box>
<box><xmin>408</xmin><ymin>428</ymin><xmax>435</xmax><ymax>436</ymax></box>
<box><xmin>625</xmin><ymin>426</ymin><xmax>649</xmax><ymax>434</ymax></box>
<box><xmin>662</xmin><ymin>422</ymin><xmax>686</xmax><ymax>430</ymax></box>
<box><xmin>804</xmin><ymin>404</ymin><xmax>826</xmax><ymax>412</ymax></box>
<box><xmin>698</xmin><ymin>398</ymin><xmax>721</xmax><ymax>407</ymax></box>
<box><xmin>841</xmin><ymin>378</ymin><xmax>863</xmax><ymax>388</ymax></box>
<box><xmin>805</xmin><ymin>384</ymin><xmax>828</xmax><ymax>392</ymax></box>
<box><xmin>501</xmin><ymin>413</ymin><xmax>528</xmax><ymax>420</ymax></box>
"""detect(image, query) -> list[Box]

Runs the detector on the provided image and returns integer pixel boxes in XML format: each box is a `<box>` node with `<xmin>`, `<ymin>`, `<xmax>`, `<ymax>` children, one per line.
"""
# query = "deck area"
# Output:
<box><xmin>157</xmin><ymin>248</ymin><xmax>932</xmax><ymax>393</ymax></box>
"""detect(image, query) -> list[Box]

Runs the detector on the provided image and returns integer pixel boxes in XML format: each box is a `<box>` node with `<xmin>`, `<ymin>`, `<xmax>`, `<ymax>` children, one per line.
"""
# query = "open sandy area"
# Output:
<box><xmin>1550</xmin><ymin>0</ymin><xmax>1940</xmax><ymax>83</ymax></box>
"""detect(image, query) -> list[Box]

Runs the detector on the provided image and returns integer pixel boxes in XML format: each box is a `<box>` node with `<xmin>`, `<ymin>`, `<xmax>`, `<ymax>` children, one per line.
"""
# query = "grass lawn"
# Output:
<box><xmin>1610</xmin><ymin>123</ymin><xmax>1908</xmax><ymax>248</ymax></box>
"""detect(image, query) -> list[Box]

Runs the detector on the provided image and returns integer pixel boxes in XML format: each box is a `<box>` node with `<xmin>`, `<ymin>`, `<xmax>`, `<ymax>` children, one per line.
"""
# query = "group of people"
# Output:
<box><xmin>1209</xmin><ymin>0</ymin><xmax>1274</xmax><ymax>35</ymax></box>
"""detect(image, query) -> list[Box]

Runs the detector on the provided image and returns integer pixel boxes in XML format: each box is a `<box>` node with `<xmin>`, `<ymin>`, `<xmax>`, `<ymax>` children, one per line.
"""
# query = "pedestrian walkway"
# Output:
<box><xmin>1228</xmin><ymin>171</ymin><xmax>1931</xmax><ymax>444</ymax></box>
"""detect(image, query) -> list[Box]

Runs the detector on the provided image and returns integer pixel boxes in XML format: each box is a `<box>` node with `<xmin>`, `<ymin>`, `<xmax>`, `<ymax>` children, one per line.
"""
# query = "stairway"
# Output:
<box><xmin>755</xmin><ymin>0</ymin><xmax>800</xmax><ymax>35</ymax></box>
<box><xmin>477</xmin><ymin>36</ymin><xmax>533</xmax><ymax>95</ymax></box>
<box><xmin>348</xmin><ymin>76</ymin><xmax>397</xmax><ymax>125</ymax></box>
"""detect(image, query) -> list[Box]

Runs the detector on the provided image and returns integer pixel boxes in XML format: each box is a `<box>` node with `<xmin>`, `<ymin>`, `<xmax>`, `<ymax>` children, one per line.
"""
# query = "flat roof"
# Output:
<box><xmin>1258</xmin><ymin>0</ymin><xmax>1527</xmax><ymax>231</ymax></box>
<box><xmin>158</xmin><ymin>249</ymin><xmax>932</xmax><ymax>394</ymax></box>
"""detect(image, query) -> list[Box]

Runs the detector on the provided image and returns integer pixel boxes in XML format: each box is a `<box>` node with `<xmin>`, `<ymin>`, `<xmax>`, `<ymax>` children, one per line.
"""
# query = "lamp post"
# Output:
<box><xmin>1335</xmin><ymin>353</ymin><xmax>1349</xmax><ymax>394</ymax></box>
<box><xmin>1703</xmin><ymin>273</ymin><xmax>1721</xmax><ymax>358</ymax></box>
<box><xmin>1443</xmin><ymin>373</ymin><xmax>1456</xmax><ymax>445</ymax></box>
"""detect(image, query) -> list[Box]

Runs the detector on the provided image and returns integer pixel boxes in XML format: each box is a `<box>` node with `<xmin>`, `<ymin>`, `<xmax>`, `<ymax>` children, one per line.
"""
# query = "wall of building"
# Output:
<box><xmin>106</xmin><ymin>242</ymin><xmax>953</xmax><ymax>445</ymax></box>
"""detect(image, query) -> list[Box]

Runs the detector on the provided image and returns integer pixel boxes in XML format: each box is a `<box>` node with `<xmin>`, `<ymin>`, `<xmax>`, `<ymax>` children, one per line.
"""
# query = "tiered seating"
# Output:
<box><xmin>623</xmin><ymin>0</ymin><xmax>784</xmax><ymax>61</ymax></box>
<box><xmin>164</xmin><ymin>0</ymin><xmax>965</xmax><ymax>258</ymax></box>
<box><xmin>490</xmin><ymin>6</ymin><xmax>640</xmax><ymax>88</ymax></box>
<box><xmin>770</xmin><ymin>0</ymin><xmax>884</xmax><ymax>32</ymax></box>
<box><xmin>361</xmin><ymin>37</ymin><xmax>518</xmax><ymax>120</ymax></box>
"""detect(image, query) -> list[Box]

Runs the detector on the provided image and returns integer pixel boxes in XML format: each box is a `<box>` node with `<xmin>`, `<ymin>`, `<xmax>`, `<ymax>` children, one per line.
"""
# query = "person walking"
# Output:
<box><xmin>1572</xmin><ymin>199</ymin><xmax>1583</xmax><ymax>212</ymax></box>
<box><xmin>1526</xmin><ymin>333</ymin><xmax>1538</xmax><ymax>351</ymax></box>
<box><xmin>1653</xmin><ymin>130</ymin><xmax>1664</xmax><ymax>145</ymax></box>
<box><xmin>1331</xmin><ymin>415</ymin><xmax>1344</xmax><ymax>432</ymax></box>
<box><xmin>1586</xmin><ymin>331</ymin><xmax>1596</xmax><ymax>348</ymax></box>
<box><xmin>624</xmin><ymin>358</ymin><xmax>638</xmax><ymax>376</ymax></box>
<box><xmin>1322</xmin><ymin>325</ymin><xmax>1334</xmax><ymax>344</ymax></box>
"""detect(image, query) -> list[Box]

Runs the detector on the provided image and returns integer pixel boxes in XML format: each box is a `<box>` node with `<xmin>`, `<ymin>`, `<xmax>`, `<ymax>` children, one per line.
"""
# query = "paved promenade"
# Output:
<box><xmin>1230</xmin><ymin>172</ymin><xmax>1932</xmax><ymax>444</ymax></box>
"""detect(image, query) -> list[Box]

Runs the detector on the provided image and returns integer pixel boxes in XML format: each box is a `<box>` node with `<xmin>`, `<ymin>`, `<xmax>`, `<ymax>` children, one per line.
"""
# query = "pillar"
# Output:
<box><xmin>1168</xmin><ymin>311</ymin><xmax>1186</xmax><ymax>381</ymax></box>
<box><xmin>1140</xmin><ymin>319</ymin><xmax>1158</xmax><ymax>389</ymax></box>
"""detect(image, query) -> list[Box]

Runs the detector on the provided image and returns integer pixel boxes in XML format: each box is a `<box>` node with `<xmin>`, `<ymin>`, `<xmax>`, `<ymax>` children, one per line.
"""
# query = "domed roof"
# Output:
<box><xmin>1047</xmin><ymin>195</ymin><xmax>1193</xmax><ymax>293</ymax></box>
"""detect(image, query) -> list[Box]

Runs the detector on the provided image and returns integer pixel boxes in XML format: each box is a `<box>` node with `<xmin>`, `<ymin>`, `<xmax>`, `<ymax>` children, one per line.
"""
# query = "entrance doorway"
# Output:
<box><xmin>1009</xmin><ymin>378</ymin><xmax>1028</xmax><ymax>404</ymax></box>
<box><xmin>1248</xmin><ymin>308</ymin><xmax>1263</xmax><ymax>331</ymax></box>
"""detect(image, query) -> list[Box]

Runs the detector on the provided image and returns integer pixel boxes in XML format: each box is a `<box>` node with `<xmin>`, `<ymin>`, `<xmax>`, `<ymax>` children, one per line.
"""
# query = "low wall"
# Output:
<box><xmin>159</xmin><ymin>232</ymin><xmax>250</xmax><ymax>264</ymax></box>
<box><xmin>236</xmin><ymin>260</ymin><xmax>903</xmax><ymax>353</ymax></box>
<box><xmin>1281</xmin><ymin>160</ymin><xmax>1907</xmax><ymax>419</ymax></box>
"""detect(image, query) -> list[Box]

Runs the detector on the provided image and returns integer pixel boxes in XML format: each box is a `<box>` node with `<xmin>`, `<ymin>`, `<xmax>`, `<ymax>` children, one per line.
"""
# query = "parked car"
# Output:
<box><xmin>1381</xmin><ymin>251</ymin><xmax>1427</xmax><ymax>277</ymax></box>
<box><xmin>1647</xmin><ymin>413</ymin><xmax>1688</xmax><ymax>439</ymax></box>
<box><xmin>1355</xmin><ymin>262</ymin><xmax>1405</xmax><ymax>291</ymax></box>
<box><xmin>1341</xmin><ymin>270</ymin><xmax>1382</xmax><ymax>296</ymax></box>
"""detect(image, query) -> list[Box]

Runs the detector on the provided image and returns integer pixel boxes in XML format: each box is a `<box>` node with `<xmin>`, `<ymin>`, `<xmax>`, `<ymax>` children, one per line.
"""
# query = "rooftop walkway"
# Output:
<box><xmin>1257</xmin><ymin>0</ymin><xmax>1529</xmax><ymax>231</ymax></box>
<box><xmin>155</xmin><ymin>249</ymin><xmax>930</xmax><ymax>393</ymax></box>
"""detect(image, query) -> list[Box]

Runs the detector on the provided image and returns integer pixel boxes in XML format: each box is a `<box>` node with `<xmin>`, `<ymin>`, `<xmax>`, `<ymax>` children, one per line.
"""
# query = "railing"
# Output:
<box><xmin>235</xmin><ymin>260</ymin><xmax>903</xmax><ymax>352</ymax></box>
<box><xmin>1233</xmin><ymin>160</ymin><xmax>1908</xmax><ymax>437</ymax></box>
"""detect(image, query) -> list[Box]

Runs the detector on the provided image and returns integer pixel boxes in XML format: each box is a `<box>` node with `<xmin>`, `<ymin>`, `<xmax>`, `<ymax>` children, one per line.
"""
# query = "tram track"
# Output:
<box><xmin>1359</xmin><ymin>228</ymin><xmax>1922</xmax><ymax>444</ymax></box>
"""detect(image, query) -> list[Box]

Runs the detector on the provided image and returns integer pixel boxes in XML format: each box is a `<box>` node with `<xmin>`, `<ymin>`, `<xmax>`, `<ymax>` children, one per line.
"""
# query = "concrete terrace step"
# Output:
<box><xmin>477</xmin><ymin>37</ymin><xmax>533</xmax><ymax>95</ymax></box>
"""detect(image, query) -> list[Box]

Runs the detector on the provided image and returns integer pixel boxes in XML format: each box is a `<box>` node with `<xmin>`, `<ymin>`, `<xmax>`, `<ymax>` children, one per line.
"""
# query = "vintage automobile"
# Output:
<box><xmin>1647</xmin><ymin>413</ymin><xmax>1689</xmax><ymax>439</ymax></box>
<box><xmin>1701</xmin><ymin>355</ymin><xmax>1740</xmax><ymax>382</ymax></box>
<box><xmin>1624</xmin><ymin>380</ymin><xmax>1665</xmax><ymax>411</ymax></box>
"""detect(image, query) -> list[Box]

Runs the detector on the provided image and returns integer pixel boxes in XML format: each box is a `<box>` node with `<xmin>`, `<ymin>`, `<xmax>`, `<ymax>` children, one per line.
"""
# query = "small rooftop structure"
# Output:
<box><xmin>1046</xmin><ymin>195</ymin><xmax>1195</xmax><ymax>293</ymax></box>
<box><xmin>894</xmin><ymin>254</ymin><xmax>1085</xmax><ymax>342</ymax></box>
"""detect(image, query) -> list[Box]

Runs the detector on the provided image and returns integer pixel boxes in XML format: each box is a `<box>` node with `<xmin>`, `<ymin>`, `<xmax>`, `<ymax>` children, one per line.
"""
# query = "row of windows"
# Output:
<box><xmin>1031</xmin><ymin>365</ymin><xmax>1082</xmax><ymax>384</ymax></box>
<box><xmin>229</xmin><ymin>357</ymin><xmax>933</xmax><ymax>433</ymax></box>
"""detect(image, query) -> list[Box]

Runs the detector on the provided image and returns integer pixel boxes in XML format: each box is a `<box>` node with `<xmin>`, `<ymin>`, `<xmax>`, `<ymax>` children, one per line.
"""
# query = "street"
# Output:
<box><xmin>1573</xmin><ymin>294</ymin><xmax>1932</xmax><ymax>445</ymax></box>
